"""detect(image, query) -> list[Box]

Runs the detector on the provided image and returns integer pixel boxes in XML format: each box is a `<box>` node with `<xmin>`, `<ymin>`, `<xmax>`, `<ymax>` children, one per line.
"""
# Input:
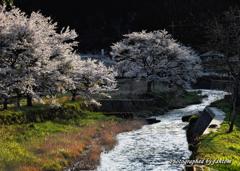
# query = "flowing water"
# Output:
<box><xmin>96</xmin><ymin>90</ymin><xmax>229</xmax><ymax>171</ymax></box>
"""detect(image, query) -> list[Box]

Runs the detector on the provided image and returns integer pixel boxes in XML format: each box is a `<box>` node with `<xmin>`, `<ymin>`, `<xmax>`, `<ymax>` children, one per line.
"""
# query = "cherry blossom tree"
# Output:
<box><xmin>67</xmin><ymin>54</ymin><xmax>118</xmax><ymax>106</ymax></box>
<box><xmin>0</xmin><ymin>4</ymin><xmax>78</xmax><ymax>111</ymax></box>
<box><xmin>0</xmin><ymin>4</ymin><xmax>119</xmax><ymax>111</ymax></box>
<box><xmin>111</xmin><ymin>30</ymin><xmax>202</xmax><ymax>92</ymax></box>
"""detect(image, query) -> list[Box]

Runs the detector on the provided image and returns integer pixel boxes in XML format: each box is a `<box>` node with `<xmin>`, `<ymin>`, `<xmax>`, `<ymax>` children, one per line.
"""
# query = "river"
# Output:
<box><xmin>95</xmin><ymin>90</ymin><xmax>229</xmax><ymax>171</ymax></box>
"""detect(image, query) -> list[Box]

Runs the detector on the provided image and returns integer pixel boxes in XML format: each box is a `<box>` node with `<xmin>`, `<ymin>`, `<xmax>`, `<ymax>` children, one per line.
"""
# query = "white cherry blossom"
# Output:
<box><xmin>111</xmin><ymin>30</ymin><xmax>202</xmax><ymax>92</ymax></box>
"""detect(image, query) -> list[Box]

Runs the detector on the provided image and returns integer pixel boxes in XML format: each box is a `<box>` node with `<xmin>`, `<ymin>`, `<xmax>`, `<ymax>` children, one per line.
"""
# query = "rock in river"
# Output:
<box><xmin>146</xmin><ymin>117</ymin><xmax>161</xmax><ymax>124</ymax></box>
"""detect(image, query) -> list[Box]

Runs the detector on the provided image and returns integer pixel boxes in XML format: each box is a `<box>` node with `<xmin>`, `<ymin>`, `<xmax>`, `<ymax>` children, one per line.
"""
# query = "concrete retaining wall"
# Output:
<box><xmin>192</xmin><ymin>107</ymin><xmax>215</xmax><ymax>137</ymax></box>
<box><xmin>192</xmin><ymin>106</ymin><xmax>226</xmax><ymax>137</ymax></box>
<box><xmin>96</xmin><ymin>99</ymin><xmax>156</xmax><ymax>112</ymax></box>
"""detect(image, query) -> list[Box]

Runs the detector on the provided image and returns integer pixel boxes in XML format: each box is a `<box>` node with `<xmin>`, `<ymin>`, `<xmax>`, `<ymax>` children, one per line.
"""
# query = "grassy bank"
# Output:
<box><xmin>0</xmin><ymin>97</ymin><xmax>146</xmax><ymax>171</ymax></box>
<box><xmin>191</xmin><ymin>102</ymin><xmax>240</xmax><ymax>171</ymax></box>
<box><xmin>168</xmin><ymin>90</ymin><xmax>204</xmax><ymax>109</ymax></box>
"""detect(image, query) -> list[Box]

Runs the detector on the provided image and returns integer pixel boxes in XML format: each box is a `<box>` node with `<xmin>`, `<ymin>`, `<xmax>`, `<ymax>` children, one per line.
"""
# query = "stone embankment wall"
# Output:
<box><xmin>192</xmin><ymin>107</ymin><xmax>217</xmax><ymax>137</ymax></box>
<box><xmin>96</xmin><ymin>99</ymin><xmax>156</xmax><ymax>112</ymax></box>
<box><xmin>187</xmin><ymin>106</ymin><xmax>226</xmax><ymax>147</ymax></box>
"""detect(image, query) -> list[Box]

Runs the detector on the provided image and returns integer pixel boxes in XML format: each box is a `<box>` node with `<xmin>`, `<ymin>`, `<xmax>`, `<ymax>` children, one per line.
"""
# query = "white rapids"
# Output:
<box><xmin>95</xmin><ymin>90</ymin><xmax>229</xmax><ymax>171</ymax></box>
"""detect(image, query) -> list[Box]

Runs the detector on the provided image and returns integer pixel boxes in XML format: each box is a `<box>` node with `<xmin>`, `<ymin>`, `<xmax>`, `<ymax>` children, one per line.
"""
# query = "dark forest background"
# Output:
<box><xmin>13</xmin><ymin>0</ymin><xmax>240</xmax><ymax>54</ymax></box>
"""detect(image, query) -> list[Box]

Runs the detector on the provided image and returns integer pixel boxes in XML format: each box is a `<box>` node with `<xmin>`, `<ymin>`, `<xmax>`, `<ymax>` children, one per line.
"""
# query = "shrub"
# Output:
<box><xmin>43</xmin><ymin>161</ymin><xmax>62</xmax><ymax>171</ymax></box>
<box><xmin>57</xmin><ymin>148</ymin><xmax>72</xmax><ymax>159</ymax></box>
<box><xmin>57</xmin><ymin>159</ymin><xmax>67</xmax><ymax>166</ymax></box>
<box><xmin>0</xmin><ymin>110</ymin><xmax>25</xmax><ymax>125</ymax></box>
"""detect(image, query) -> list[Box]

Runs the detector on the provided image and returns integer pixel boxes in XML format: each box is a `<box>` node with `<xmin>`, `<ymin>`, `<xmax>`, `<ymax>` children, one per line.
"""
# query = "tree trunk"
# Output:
<box><xmin>71</xmin><ymin>91</ymin><xmax>76</xmax><ymax>101</ymax></box>
<box><xmin>72</xmin><ymin>94</ymin><xmax>76</xmax><ymax>101</ymax></box>
<box><xmin>16</xmin><ymin>95</ymin><xmax>20</xmax><ymax>112</ymax></box>
<box><xmin>229</xmin><ymin>82</ymin><xmax>239</xmax><ymax>132</ymax></box>
<box><xmin>147</xmin><ymin>81</ymin><xmax>152</xmax><ymax>92</ymax></box>
<box><xmin>27</xmin><ymin>94</ymin><xmax>32</xmax><ymax>106</ymax></box>
<box><xmin>229</xmin><ymin>105</ymin><xmax>240</xmax><ymax>132</ymax></box>
<box><xmin>3</xmin><ymin>98</ymin><xmax>8</xmax><ymax>110</ymax></box>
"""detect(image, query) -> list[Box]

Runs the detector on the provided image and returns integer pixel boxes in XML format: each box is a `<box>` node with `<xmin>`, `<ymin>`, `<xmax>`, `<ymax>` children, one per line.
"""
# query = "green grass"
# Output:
<box><xmin>168</xmin><ymin>91</ymin><xmax>202</xmax><ymax>109</ymax></box>
<box><xmin>0</xmin><ymin>97</ymin><xmax>108</xmax><ymax>125</ymax></box>
<box><xmin>184</xmin><ymin>91</ymin><xmax>198</xmax><ymax>102</ymax></box>
<box><xmin>147</xmin><ymin>91</ymin><xmax>165</xmax><ymax>99</ymax></box>
<box><xmin>0</xmin><ymin>111</ymin><xmax>121</xmax><ymax>170</ymax></box>
<box><xmin>0</xmin><ymin>96</ymin><xmax>125</xmax><ymax>171</ymax></box>
<box><xmin>210</xmin><ymin>102</ymin><xmax>231</xmax><ymax>115</ymax></box>
<box><xmin>0</xmin><ymin>129</ymin><xmax>37</xmax><ymax>171</ymax></box>
<box><xmin>196</xmin><ymin>102</ymin><xmax>240</xmax><ymax>171</ymax></box>
<box><xmin>134</xmin><ymin>91</ymin><xmax>203</xmax><ymax>117</ymax></box>
<box><xmin>0</xmin><ymin>109</ymin><xmax>111</xmax><ymax>152</ymax></box>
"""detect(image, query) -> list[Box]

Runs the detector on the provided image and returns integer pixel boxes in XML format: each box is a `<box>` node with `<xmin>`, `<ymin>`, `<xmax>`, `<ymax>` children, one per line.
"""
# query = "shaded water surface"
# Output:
<box><xmin>96</xmin><ymin>90</ymin><xmax>228</xmax><ymax>171</ymax></box>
